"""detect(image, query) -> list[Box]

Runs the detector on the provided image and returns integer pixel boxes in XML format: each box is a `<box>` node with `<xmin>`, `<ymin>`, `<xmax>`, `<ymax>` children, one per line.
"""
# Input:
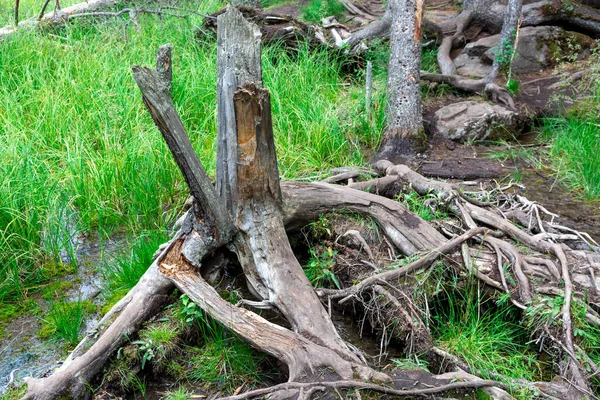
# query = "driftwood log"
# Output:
<box><xmin>20</xmin><ymin>7</ymin><xmax>600</xmax><ymax>400</ymax></box>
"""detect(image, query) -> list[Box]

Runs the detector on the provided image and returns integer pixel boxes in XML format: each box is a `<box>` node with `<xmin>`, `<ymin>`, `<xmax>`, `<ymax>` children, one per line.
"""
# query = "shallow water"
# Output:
<box><xmin>0</xmin><ymin>230</ymin><xmax>125</xmax><ymax>394</ymax></box>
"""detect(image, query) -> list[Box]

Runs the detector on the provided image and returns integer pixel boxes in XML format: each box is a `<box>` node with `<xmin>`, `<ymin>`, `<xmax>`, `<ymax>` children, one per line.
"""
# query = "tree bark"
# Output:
<box><xmin>485</xmin><ymin>0</ymin><xmax>523</xmax><ymax>84</ymax></box>
<box><xmin>375</xmin><ymin>0</ymin><xmax>426</xmax><ymax>162</ymax></box>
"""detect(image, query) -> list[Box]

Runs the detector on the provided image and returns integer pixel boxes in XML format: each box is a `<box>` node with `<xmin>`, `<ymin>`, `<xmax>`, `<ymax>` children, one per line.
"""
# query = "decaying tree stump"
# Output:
<box><xmin>21</xmin><ymin>6</ymin><xmax>600</xmax><ymax>400</ymax></box>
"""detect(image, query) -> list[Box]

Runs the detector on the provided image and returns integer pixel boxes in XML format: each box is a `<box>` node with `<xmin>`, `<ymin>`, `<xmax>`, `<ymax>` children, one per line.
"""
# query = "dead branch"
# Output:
<box><xmin>317</xmin><ymin>227</ymin><xmax>486</xmax><ymax>301</ymax></box>
<box><xmin>217</xmin><ymin>378</ymin><xmax>510</xmax><ymax>400</ymax></box>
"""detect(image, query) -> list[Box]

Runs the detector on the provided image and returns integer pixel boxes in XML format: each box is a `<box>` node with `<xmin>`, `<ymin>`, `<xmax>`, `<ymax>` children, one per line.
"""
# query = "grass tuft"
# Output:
<box><xmin>430</xmin><ymin>281</ymin><xmax>545</xmax><ymax>384</ymax></box>
<box><xmin>301</xmin><ymin>0</ymin><xmax>345</xmax><ymax>22</ymax></box>
<box><xmin>102</xmin><ymin>230</ymin><xmax>169</xmax><ymax>303</ymax></box>
<box><xmin>39</xmin><ymin>299</ymin><xmax>94</xmax><ymax>346</ymax></box>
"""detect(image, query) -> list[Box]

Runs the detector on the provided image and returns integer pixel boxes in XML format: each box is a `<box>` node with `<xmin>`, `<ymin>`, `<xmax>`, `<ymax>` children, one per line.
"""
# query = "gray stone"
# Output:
<box><xmin>434</xmin><ymin>100</ymin><xmax>532</xmax><ymax>142</ymax></box>
<box><xmin>454</xmin><ymin>53</ymin><xmax>492</xmax><ymax>78</ymax></box>
<box><xmin>462</xmin><ymin>26</ymin><xmax>594</xmax><ymax>75</ymax></box>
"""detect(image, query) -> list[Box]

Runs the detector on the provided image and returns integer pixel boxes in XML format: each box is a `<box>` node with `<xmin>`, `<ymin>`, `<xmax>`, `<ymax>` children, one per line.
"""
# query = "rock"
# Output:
<box><xmin>462</xmin><ymin>26</ymin><xmax>594</xmax><ymax>74</ymax></box>
<box><xmin>433</xmin><ymin>100</ymin><xmax>532</xmax><ymax>142</ymax></box>
<box><xmin>454</xmin><ymin>53</ymin><xmax>492</xmax><ymax>78</ymax></box>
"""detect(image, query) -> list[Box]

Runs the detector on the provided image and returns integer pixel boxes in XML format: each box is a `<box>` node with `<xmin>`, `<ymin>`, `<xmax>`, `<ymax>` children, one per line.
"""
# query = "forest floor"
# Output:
<box><xmin>0</xmin><ymin>0</ymin><xmax>599</xmax><ymax>398</ymax></box>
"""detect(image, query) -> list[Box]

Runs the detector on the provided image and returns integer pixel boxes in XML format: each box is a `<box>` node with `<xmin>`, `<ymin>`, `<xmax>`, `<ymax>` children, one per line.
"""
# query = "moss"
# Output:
<box><xmin>41</xmin><ymin>280</ymin><xmax>74</xmax><ymax>301</ymax></box>
<box><xmin>0</xmin><ymin>299</ymin><xmax>41</xmax><ymax>340</ymax></box>
<box><xmin>42</xmin><ymin>262</ymin><xmax>76</xmax><ymax>279</ymax></box>
<box><xmin>409</xmin><ymin>126</ymin><xmax>428</xmax><ymax>154</ymax></box>
<box><xmin>37</xmin><ymin>322</ymin><xmax>55</xmax><ymax>340</ymax></box>
<box><xmin>546</xmin><ymin>30</ymin><xmax>594</xmax><ymax>65</ymax></box>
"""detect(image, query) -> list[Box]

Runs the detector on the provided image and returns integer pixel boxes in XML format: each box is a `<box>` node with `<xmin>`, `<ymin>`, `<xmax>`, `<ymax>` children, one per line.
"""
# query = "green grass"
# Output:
<box><xmin>135</xmin><ymin>322</ymin><xmax>181</xmax><ymax>370</ymax></box>
<box><xmin>430</xmin><ymin>281</ymin><xmax>545</xmax><ymax>387</ymax></box>
<box><xmin>39</xmin><ymin>299</ymin><xmax>94</xmax><ymax>345</ymax></box>
<box><xmin>164</xmin><ymin>386</ymin><xmax>194</xmax><ymax>400</ymax></box>
<box><xmin>301</xmin><ymin>0</ymin><xmax>344</xmax><ymax>22</ymax></box>
<box><xmin>1</xmin><ymin>0</ymin><xmax>385</xmax><ymax>315</ymax></box>
<box><xmin>187</xmin><ymin>338</ymin><xmax>265</xmax><ymax>392</ymax></box>
<box><xmin>102</xmin><ymin>229</ymin><xmax>169</xmax><ymax>309</ymax></box>
<box><xmin>397</xmin><ymin>191</ymin><xmax>449</xmax><ymax>221</ymax></box>
<box><xmin>541</xmin><ymin>113</ymin><xmax>600</xmax><ymax>200</ymax></box>
<box><xmin>173</xmin><ymin>295</ymin><xmax>268</xmax><ymax>392</ymax></box>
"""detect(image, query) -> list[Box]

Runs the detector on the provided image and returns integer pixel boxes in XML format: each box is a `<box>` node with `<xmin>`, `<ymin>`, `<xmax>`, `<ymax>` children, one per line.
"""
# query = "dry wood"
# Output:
<box><xmin>165</xmin><ymin>241</ymin><xmax>387</xmax><ymax>383</ymax></box>
<box><xmin>217</xmin><ymin>378</ymin><xmax>510</xmax><ymax>400</ymax></box>
<box><xmin>281</xmin><ymin>181</ymin><xmax>446</xmax><ymax>255</ymax></box>
<box><xmin>1</xmin><ymin>0</ymin><xmax>116</xmax><ymax>39</ymax></box>
<box><xmin>318</xmin><ymin>227</ymin><xmax>486</xmax><ymax>301</ymax></box>
<box><xmin>131</xmin><ymin>65</ymin><xmax>234</xmax><ymax>243</ymax></box>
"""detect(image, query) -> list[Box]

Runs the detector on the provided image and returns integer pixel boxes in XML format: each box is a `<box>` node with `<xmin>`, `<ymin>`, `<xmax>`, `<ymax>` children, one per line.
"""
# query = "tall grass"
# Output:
<box><xmin>39</xmin><ymin>299</ymin><xmax>93</xmax><ymax>345</ymax></box>
<box><xmin>102</xmin><ymin>229</ymin><xmax>169</xmax><ymax>306</ymax></box>
<box><xmin>430</xmin><ymin>279</ymin><xmax>545</xmax><ymax>384</ymax></box>
<box><xmin>540</xmin><ymin>52</ymin><xmax>600</xmax><ymax>201</ymax></box>
<box><xmin>541</xmin><ymin>110</ymin><xmax>600</xmax><ymax>200</ymax></box>
<box><xmin>0</xmin><ymin>3</ymin><xmax>384</xmax><ymax>311</ymax></box>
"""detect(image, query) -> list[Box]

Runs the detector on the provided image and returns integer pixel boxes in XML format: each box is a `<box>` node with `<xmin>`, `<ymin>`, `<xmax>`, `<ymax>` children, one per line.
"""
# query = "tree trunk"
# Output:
<box><xmin>485</xmin><ymin>0</ymin><xmax>523</xmax><ymax>84</ymax></box>
<box><xmin>374</xmin><ymin>0</ymin><xmax>425</xmax><ymax>162</ymax></box>
<box><xmin>215</xmin><ymin>8</ymin><xmax>362</xmax><ymax>362</ymax></box>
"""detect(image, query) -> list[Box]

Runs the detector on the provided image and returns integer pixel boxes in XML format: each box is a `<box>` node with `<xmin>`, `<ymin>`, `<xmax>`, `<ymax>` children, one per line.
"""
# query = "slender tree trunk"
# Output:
<box><xmin>14</xmin><ymin>0</ymin><xmax>20</xmax><ymax>25</ymax></box>
<box><xmin>375</xmin><ymin>0</ymin><xmax>425</xmax><ymax>162</ymax></box>
<box><xmin>484</xmin><ymin>0</ymin><xmax>524</xmax><ymax>84</ymax></box>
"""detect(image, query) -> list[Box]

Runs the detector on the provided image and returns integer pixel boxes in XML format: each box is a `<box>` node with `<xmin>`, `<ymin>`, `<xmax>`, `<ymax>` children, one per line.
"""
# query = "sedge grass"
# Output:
<box><xmin>430</xmin><ymin>279</ymin><xmax>546</xmax><ymax>390</ymax></box>
<box><xmin>0</xmin><ymin>2</ymin><xmax>384</xmax><ymax>315</ymax></box>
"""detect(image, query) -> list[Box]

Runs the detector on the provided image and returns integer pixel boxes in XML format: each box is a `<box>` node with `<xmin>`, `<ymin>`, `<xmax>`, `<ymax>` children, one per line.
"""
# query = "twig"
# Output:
<box><xmin>365</xmin><ymin>61</ymin><xmax>372</xmax><ymax>122</ymax></box>
<box><xmin>38</xmin><ymin>0</ymin><xmax>52</xmax><ymax>20</ymax></box>
<box><xmin>317</xmin><ymin>227</ymin><xmax>487</xmax><ymax>301</ymax></box>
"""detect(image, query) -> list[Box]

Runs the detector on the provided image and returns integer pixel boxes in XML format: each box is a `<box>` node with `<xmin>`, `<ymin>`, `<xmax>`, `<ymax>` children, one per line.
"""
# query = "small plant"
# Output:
<box><xmin>164</xmin><ymin>386</ymin><xmax>193</xmax><ymax>400</ymax></box>
<box><xmin>303</xmin><ymin>247</ymin><xmax>340</xmax><ymax>289</ymax></box>
<box><xmin>506</xmin><ymin>78</ymin><xmax>520</xmax><ymax>95</ymax></box>
<box><xmin>391</xmin><ymin>354</ymin><xmax>430</xmax><ymax>371</ymax></box>
<box><xmin>188</xmin><ymin>337</ymin><xmax>265</xmax><ymax>392</ymax></box>
<box><xmin>399</xmin><ymin>191</ymin><xmax>449</xmax><ymax>221</ymax></box>
<box><xmin>493</xmin><ymin>28</ymin><xmax>518</xmax><ymax>70</ymax></box>
<box><xmin>307</xmin><ymin>214</ymin><xmax>333</xmax><ymax>240</ymax></box>
<box><xmin>301</xmin><ymin>0</ymin><xmax>345</xmax><ymax>22</ymax></box>
<box><xmin>39</xmin><ymin>300</ymin><xmax>93</xmax><ymax>346</ymax></box>
<box><xmin>179</xmin><ymin>294</ymin><xmax>205</xmax><ymax>326</ymax></box>
<box><xmin>133</xmin><ymin>323</ymin><xmax>180</xmax><ymax>370</ymax></box>
<box><xmin>523</xmin><ymin>295</ymin><xmax>564</xmax><ymax>332</ymax></box>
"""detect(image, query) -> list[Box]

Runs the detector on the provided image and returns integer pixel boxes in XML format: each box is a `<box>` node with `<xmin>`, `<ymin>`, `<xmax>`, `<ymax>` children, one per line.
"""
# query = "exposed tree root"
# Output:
<box><xmin>216</xmin><ymin>378</ymin><xmax>510</xmax><ymax>400</ymax></box>
<box><xmin>317</xmin><ymin>226</ymin><xmax>486</xmax><ymax>301</ymax></box>
<box><xmin>356</xmin><ymin>160</ymin><xmax>598</xmax><ymax>397</ymax></box>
